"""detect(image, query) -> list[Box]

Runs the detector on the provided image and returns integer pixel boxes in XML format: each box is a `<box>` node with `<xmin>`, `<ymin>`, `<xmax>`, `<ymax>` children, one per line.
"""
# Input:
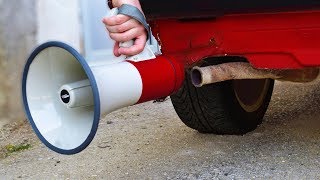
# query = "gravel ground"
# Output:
<box><xmin>0</xmin><ymin>80</ymin><xmax>320</xmax><ymax>179</ymax></box>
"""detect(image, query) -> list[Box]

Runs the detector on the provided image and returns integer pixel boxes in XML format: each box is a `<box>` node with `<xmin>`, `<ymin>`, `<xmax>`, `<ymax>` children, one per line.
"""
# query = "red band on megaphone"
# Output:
<box><xmin>127</xmin><ymin>56</ymin><xmax>184</xmax><ymax>104</ymax></box>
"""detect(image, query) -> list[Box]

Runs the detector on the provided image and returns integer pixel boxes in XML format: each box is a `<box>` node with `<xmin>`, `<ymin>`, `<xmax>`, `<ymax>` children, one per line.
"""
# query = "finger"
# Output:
<box><xmin>118</xmin><ymin>34</ymin><xmax>147</xmax><ymax>56</ymax></box>
<box><xmin>109</xmin><ymin>26</ymin><xmax>145</xmax><ymax>42</ymax></box>
<box><xmin>106</xmin><ymin>19</ymin><xmax>140</xmax><ymax>33</ymax></box>
<box><xmin>113</xmin><ymin>42</ymin><xmax>121</xmax><ymax>57</ymax></box>
<box><xmin>102</xmin><ymin>14</ymin><xmax>131</xmax><ymax>26</ymax></box>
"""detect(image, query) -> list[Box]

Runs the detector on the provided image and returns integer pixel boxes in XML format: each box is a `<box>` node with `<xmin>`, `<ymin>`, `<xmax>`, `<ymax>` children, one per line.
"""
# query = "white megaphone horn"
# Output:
<box><xmin>22</xmin><ymin>41</ymin><xmax>184</xmax><ymax>154</ymax></box>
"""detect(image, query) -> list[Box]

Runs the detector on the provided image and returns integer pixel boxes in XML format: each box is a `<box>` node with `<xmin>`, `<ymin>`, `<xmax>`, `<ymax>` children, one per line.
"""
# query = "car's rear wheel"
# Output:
<box><xmin>170</xmin><ymin>57</ymin><xmax>274</xmax><ymax>134</ymax></box>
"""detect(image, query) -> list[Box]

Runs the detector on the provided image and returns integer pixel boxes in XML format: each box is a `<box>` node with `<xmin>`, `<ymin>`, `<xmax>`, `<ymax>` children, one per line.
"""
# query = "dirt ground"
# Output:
<box><xmin>0</xmin><ymin>80</ymin><xmax>320</xmax><ymax>179</ymax></box>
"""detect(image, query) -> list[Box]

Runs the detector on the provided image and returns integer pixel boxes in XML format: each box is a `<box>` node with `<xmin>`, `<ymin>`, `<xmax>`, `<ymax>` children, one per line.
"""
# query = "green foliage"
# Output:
<box><xmin>5</xmin><ymin>143</ymin><xmax>32</xmax><ymax>153</ymax></box>
<box><xmin>2</xmin><ymin>143</ymin><xmax>32</xmax><ymax>157</ymax></box>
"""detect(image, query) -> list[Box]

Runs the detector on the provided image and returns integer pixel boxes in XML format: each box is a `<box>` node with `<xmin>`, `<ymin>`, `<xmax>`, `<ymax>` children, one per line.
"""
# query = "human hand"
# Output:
<box><xmin>103</xmin><ymin>0</ymin><xmax>147</xmax><ymax>57</ymax></box>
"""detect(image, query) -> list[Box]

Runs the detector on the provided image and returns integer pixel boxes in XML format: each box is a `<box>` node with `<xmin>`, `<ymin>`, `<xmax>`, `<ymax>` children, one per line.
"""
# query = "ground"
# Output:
<box><xmin>0</xmin><ymin>80</ymin><xmax>320</xmax><ymax>179</ymax></box>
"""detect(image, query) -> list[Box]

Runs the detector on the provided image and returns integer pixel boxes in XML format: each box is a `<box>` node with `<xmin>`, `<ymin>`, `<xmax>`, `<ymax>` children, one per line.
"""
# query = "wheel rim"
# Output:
<box><xmin>233</xmin><ymin>79</ymin><xmax>271</xmax><ymax>113</ymax></box>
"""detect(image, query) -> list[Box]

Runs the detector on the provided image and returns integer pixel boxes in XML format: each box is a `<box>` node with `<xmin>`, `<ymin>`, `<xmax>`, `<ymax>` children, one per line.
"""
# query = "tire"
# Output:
<box><xmin>170</xmin><ymin>57</ymin><xmax>274</xmax><ymax>134</ymax></box>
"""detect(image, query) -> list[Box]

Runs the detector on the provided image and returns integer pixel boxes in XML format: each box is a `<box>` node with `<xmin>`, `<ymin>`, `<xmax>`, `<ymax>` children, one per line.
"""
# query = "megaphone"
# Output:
<box><xmin>22</xmin><ymin>41</ymin><xmax>184</xmax><ymax>154</ymax></box>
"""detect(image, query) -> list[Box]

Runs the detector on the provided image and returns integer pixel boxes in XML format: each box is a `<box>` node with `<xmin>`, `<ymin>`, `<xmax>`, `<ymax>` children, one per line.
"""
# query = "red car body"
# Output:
<box><xmin>151</xmin><ymin>10</ymin><xmax>320</xmax><ymax>69</ymax></box>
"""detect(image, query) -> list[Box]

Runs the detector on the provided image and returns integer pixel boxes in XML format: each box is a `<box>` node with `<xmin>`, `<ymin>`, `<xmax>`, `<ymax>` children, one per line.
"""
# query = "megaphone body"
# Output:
<box><xmin>22</xmin><ymin>41</ymin><xmax>184</xmax><ymax>154</ymax></box>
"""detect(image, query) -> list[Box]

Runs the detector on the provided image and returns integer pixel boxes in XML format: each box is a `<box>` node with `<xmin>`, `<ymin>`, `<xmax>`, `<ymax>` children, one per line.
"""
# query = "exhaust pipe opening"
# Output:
<box><xmin>191</xmin><ymin>67</ymin><xmax>203</xmax><ymax>87</ymax></box>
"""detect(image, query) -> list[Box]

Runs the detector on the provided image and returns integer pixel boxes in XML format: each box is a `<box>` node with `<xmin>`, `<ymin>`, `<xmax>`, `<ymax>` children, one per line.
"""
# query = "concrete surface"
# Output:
<box><xmin>0</xmin><ymin>80</ymin><xmax>320</xmax><ymax>179</ymax></box>
<box><xmin>0</xmin><ymin>0</ymin><xmax>37</xmax><ymax>127</ymax></box>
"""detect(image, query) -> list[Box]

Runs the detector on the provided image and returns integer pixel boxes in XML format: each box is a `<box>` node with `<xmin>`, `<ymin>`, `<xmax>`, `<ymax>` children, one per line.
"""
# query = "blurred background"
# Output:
<box><xmin>0</xmin><ymin>0</ymin><xmax>113</xmax><ymax>128</ymax></box>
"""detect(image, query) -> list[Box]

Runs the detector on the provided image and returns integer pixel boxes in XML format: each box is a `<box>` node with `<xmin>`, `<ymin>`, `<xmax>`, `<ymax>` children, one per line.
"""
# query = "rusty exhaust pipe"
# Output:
<box><xmin>191</xmin><ymin>62</ymin><xmax>319</xmax><ymax>87</ymax></box>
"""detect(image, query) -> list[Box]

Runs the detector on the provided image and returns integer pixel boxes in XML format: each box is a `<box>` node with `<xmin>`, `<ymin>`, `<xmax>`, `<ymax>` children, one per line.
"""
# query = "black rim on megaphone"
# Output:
<box><xmin>22</xmin><ymin>41</ymin><xmax>101</xmax><ymax>155</ymax></box>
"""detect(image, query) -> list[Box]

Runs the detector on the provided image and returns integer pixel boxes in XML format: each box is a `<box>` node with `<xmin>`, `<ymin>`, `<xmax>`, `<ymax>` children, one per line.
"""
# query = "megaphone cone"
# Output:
<box><xmin>22</xmin><ymin>41</ymin><xmax>184</xmax><ymax>154</ymax></box>
<box><xmin>22</xmin><ymin>42</ymin><xmax>101</xmax><ymax>154</ymax></box>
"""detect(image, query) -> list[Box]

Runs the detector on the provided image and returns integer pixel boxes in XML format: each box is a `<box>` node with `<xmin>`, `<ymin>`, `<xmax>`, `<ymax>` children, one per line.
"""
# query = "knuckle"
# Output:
<box><xmin>137</xmin><ymin>27</ymin><xmax>146</xmax><ymax>36</ymax></box>
<box><xmin>117</xmin><ymin>24</ymin><xmax>126</xmax><ymax>32</ymax></box>
<box><xmin>131</xmin><ymin>19</ymin><xmax>140</xmax><ymax>26</ymax></box>
<box><xmin>115</xmin><ymin>26</ymin><xmax>122</xmax><ymax>33</ymax></box>
<box><xmin>123</xmin><ymin>35</ymin><xmax>130</xmax><ymax>41</ymax></box>
<box><xmin>109</xmin><ymin>33</ymin><xmax>118</xmax><ymax>40</ymax></box>
<box><xmin>115</xmin><ymin>17</ymin><xmax>123</xmax><ymax>24</ymax></box>
<box><xmin>116</xmin><ymin>15</ymin><xmax>129</xmax><ymax>24</ymax></box>
<box><xmin>135</xmin><ymin>28</ymin><xmax>142</xmax><ymax>36</ymax></box>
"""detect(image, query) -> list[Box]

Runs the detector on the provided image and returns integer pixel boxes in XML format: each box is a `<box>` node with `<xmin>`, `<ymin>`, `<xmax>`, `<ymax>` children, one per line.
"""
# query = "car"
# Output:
<box><xmin>143</xmin><ymin>1</ymin><xmax>320</xmax><ymax>134</ymax></box>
